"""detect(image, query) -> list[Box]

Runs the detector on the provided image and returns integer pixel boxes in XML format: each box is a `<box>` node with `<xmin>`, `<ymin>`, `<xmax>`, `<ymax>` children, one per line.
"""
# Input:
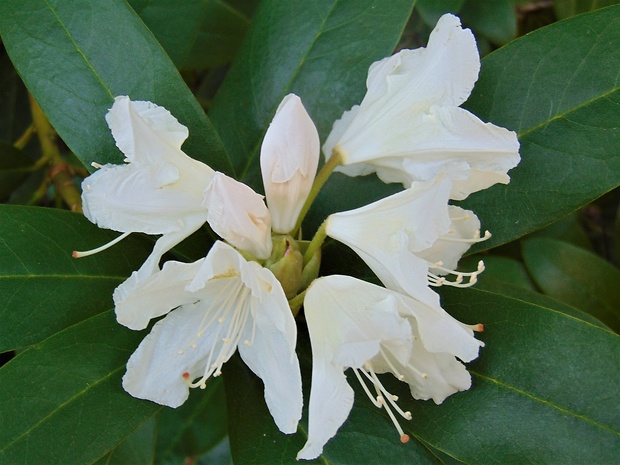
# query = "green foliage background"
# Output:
<box><xmin>0</xmin><ymin>0</ymin><xmax>618</xmax><ymax>464</ymax></box>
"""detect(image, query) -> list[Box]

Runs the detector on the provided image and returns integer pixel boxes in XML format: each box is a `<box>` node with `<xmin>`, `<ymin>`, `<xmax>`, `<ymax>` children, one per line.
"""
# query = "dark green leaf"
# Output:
<box><xmin>209</xmin><ymin>0</ymin><xmax>416</xmax><ymax>190</ymax></box>
<box><xmin>463</xmin><ymin>6</ymin><xmax>620</xmax><ymax>250</ymax></box>
<box><xmin>554</xmin><ymin>0</ymin><xmax>620</xmax><ymax>19</ymax></box>
<box><xmin>416</xmin><ymin>0</ymin><xmax>464</xmax><ymax>26</ymax></box>
<box><xmin>0</xmin><ymin>0</ymin><xmax>232</xmax><ymax>173</ymax></box>
<box><xmin>155</xmin><ymin>378</ymin><xmax>228</xmax><ymax>465</ymax></box>
<box><xmin>129</xmin><ymin>0</ymin><xmax>251</xmax><ymax>71</ymax></box>
<box><xmin>522</xmin><ymin>237</ymin><xmax>620</xmax><ymax>331</ymax></box>
<box><xmin>526</xmin><ymin>212</ymin><xmax>593</xmax><ymax>251</ymax></box>
<box><xmin>0</xmin><ymin>311</ymin><xmax>160</xmax><ymax>465</ymax></box>
<box><xmin>0</xmin><ymin>205</ymin><xmax>151</xmax><ymax>352</ymax></box>
<box><xmin>401</xmin><ymin>287</ymin><xmax>620</xmax><ymax>464</ymax></box>
<box><xmin>460</xmin><ymin>0</ymin><xmax>516</xmax><ymax>45</ymax></box>
<box><xmin>93</xmin><ymin>418</ymin><xmax>156</xmax><ymax>465</ymax></box>
<box><xmin>467</xmin><ymin>254</ymin><xmax>536</xmax><ymax>291</ymax></box>
<box><xmin>0</xmin><ymin>51</ymin><xmax>30</xmax><ymax>143</ymax></box>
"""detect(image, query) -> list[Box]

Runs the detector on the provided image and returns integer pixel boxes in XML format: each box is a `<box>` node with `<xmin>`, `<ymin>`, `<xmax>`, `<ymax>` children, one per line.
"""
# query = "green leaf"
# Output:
<box><xmin>463</xmin><ymin>6</ymin><xmax>620</xmax><ymax>250</ymax></box>
<box><xmin>0</xmin><ymin>0</ymin><xmax>232</xmax><ymax>173</ymax></box>
<box><xmin>554</xmin><ymin>0</ymin><xmax>620</xmax><ymax>19</ymax></box>
<box><xmin>460</xmin><ymin>0</ymin><xmax>516</xmax><ymax>45</ymax></box>
<box><xmin>468</xmin><ymin>255</ymin><xmax>536</xmax><ymax>291</ymax></box>
<box><xmin>209</xmin><ymin>0</ymin><xmax>416</xmax><ymax>190</ymax></box>
<box><xmin>128</xmin><ymin>0</ymin><xmax>251</xmax><ymax>71</ymax></box>
<box><xmin>416</xmin><ymin>0</ymin><xmax>464</xmax><ymax>26</ymax></box>
<box><xmin>0</xmin><ymin>311</ymin><xmax>160</xmax><ymax>465</ymax></box>
<box><xmin>397</xmin><ymin>287</ymin><xmax>620</xmax><ymax>464</ymax></box>
<box><xmin>155</xmin><ymin>378</ymin><xmax>228</xmax><ymax>464</ymax></box>
<box><xmin>522</xmin><ymin>237</ymin><xmax>620</xmax><ymax>331</ymax></box>
<box><xmin>93</xmin><ymin>418</ymin><xmax>156</xmax><ymax>465</ymax></box>
<box><xmin>0</xmin><ymin>51</ymin><xmax>31</xmax><ymax>143</ymax></box>
<box><xmin>0</xmin><ymin>205</ymin><xmax>152</xmax><ymax>352</ymax></box>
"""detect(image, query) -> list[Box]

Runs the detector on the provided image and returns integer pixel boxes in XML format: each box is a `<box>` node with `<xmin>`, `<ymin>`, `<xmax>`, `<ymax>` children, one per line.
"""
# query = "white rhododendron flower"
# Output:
<box><xmin>323</xmin><ymin>14</ymin><xmax>520</xmax><ymax>200</ymax></box>
<box><xmin>122</xmin><ymin>241</ymin><xmax>303</xmax><ymax>434</ymax></box>
<box><xmin>326</xmin><ymin>177</ymin><xmax>488</xmax><ymax>305</ymax></box>
<box><xmin>297</xmin><ymin>275</ymin><xmax>483</xmax><ymax>460</ymax></box>
<box><xmin>261</xmin><ymin>94</ymin><xmax>320</xmax><ymax>234</ymax></box>
<box><xmin>77</xmin><ymin>96</ymin><xmax>215</xmax><ymax>301</ymax></box>
<box><xmin>204</xmin><ymin>172</ymin><xmax>273</xmax><ymax>259</ymax></box>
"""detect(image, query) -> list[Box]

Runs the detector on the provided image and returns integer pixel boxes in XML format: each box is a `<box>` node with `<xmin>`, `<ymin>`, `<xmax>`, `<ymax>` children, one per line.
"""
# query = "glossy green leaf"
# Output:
<box><xmin>460</xmin><ymin>0</ymin><xmax>516</xmax><ymax>44</ymax></box>
<box><xmin>0</xmin><ymin>205</ymin><xmax>151</xmax><ymax>352</ymax></box>
<box><xmin>463</xmin><ymin>6</ymin><xmax>620</xmax><ymax>250</ymax></box>
<box><xmin>468</xmin><ymin>255</ymin><xmax>536</xmax><ymax>291</ymax></box>
<box><xmin>416</xmin><ymin>0</ymin><xmax>464</xmax><ymax>26</ymax></box>
<box><xmin>522</xmin><ymin>237</ymin><xmax>620</xmax><ymax>331</ymax></box>
<box><xmin>554</xmin><ymin>0</ymin><xmax>620</xmax><ymax>19</ymax></box>
<box><xmin>0</xmin><ymin>51</ymin><xmax>30</xmax><ymax>143</ymax></box>
<box><xmin>128</xmin><ymin>0</ymin><xmax>250</xmax><ymax>70</ymax></box>
<box><xmin>209</xmin><ymin>0</ymin><xmax>416</xmax><ymax>190</ymax></box>
<box><xmin>93</xmin><ymin>418</ymin><xmax>156</xmax><ymax>465</ymax></box>
<box><xmin>155</xmin><ymin>378</ymin><xmax>228</xmax><ymax>464</ymax></box>
<box><xmin>0</xmin><ymin>0</ymin><xmax>231</xmax><ymax>173</ymax></box>
<box><xmin>0</xmin><ymin>311</ymin><xmax>160</xmax><ymax>465</ymax></box>
<box><xmin>397</xmin><ymin>287</ymin><xmax>620</xmax><ymax>464</ymax></box>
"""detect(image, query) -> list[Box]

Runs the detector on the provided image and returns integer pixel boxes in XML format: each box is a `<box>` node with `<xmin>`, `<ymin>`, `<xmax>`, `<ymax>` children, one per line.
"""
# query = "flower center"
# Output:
<box><xmin>179</xmin><ymin>277</ymin><xmax>257</xmax><ymax>389</ymax></box>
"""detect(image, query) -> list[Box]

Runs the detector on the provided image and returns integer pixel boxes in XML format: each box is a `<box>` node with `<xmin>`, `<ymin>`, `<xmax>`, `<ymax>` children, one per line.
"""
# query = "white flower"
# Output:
<box><xmin>323</xmin><ymin>14</ymin><xmax>520</xmax><ymax>200</ymax></box>
<box><xmin>121</xmin><ymin>241</ymin><xmax>303</xmax><ymax>434</ymax></box>
<box><xmin>325</xmin><ymin>177</ymin><xmax>488</xmax><ymax>305</ymax></box>
<box><xmin>297</xmin><ymin>275</ymin><xmax>483</xmax><ymax>460</ymax></box>
<box><xmin>204</xmin><ymin>172</ymin><xmax>272</xmax><ymax>259</ymax></box>
<box><xmin>78</xmin><ymin>96</ymin><xmax>214</xmax><ymax>301</ymax></box>
<box><xmin>260</xmin><ymin>94</ymin><xmax>320</xmax><ymax>234</ymax></box>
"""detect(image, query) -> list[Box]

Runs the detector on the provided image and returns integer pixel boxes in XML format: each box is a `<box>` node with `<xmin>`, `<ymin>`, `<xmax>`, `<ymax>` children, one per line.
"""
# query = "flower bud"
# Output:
<box><xmin>261</xmin><ymin>94</ymin><xmax>320</xmax><ymax>234</ymax></box>
<box><xmin>267</xmin><ymin>236</ymin><xmax>304</xmax><ymax>299</ymax></box>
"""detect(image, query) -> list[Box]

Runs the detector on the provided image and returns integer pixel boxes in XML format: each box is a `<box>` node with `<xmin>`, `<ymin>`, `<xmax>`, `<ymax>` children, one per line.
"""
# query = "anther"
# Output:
<box><xmin>400</xmin><ymin>434</ymin><xmax>410</xmax><ymax>444</ymax></box>
<box><xmin>91</xmin><ymin>162</ymin><xmax>103</xmax><ymax>169</ymax></box>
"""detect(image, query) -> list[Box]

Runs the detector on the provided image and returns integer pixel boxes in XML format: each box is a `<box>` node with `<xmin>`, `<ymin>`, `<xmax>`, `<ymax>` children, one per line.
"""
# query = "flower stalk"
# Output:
<box><xmin>291</xmin><ymin>147</ymin><xmax>344</xmax><ymax>236</ymax></box>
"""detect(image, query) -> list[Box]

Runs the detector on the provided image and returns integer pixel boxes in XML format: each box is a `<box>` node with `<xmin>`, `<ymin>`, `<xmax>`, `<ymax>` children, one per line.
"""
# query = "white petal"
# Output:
<box><xmin>299</xmin><ymin>276</ymin><xmax>412</xmax><ymax>459</ymax></box>
<box><xmin>82</xmin><ymin>163</ymin><xmax>209</xmax><ymax>235</ymax></box>
<box><xmin>106</xmin><ymin>96</ymin><xmax>188</xmax><ymax>168</ymax></box>
<box><xmin>296</xmin><ymin>362</ymin><xmax>354</xmax><ymax>460</ymax></box>
<box><xmin>260</xmin><ymin>94</ymin><xmax>320</xmax><ymax>233</ymax></box>
<box><xmin>418</xmin><ymin>206</ymin><xmax>482</xmax><ymax>274</ymax></box>
<box><xmin>204</xmin><ymin>172</ymin><xmax>272</xmax><ymax>259</ymax></box>
<box><xmin>122</xmin><ymin>277</ymin><xmax>239</xmax><ymax>408</ymax></box>
<box><xmin>237</xmin><ymin>263</ymin><xmax>303</xmax><ymax>434</ymax></box>
<box><xmin>326</xmin><ymin>178</ymin><xmax>453</xmax><ymax>305</ymax></box>
<box><xmin>395</xmin><ymin>293</ymin><xmax>483</xmax><ymax>363</ymax></box>
<box><xmin>114</xmin><ymin>257</ymin><xmax>203</xmax><ymax>330</ymax></box>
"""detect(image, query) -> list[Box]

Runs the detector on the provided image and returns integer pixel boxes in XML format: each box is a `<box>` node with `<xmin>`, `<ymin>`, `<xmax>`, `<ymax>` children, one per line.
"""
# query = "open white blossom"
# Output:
<box><xmin>260</xmin><ymin>94</ymin><xmax>319</xmax><ymax>234</ymax></box>
<box><xmin>78</xmin><ymin>96</ymin><xmax>214</xmax><ymax>302</ymax></box>
<box><xmin>326</xmin><ymin>177</ymin><xmax>488</xmax><ymax>305</ymax></box>
<box><xmin>204</xmin><ymin>172</ymin><xmax>273</xmax><ymax>259</ymax></box>
<box><xmin>298</xmin><ymin>275</ymin><xmax>483</xmax><ymax>460</ymax></box>
<box><xmin>323</xmin><ymin>14</ymin><xmax>520</xmax><ymax>200</ymax></box>
<box><xmin>121</xmin><ymin>241</ymin><xmax>303</xmax><ymax>434</ymax></box>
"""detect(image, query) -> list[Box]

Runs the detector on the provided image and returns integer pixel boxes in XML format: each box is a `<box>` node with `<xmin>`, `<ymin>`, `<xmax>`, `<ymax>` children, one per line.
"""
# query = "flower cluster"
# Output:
<box><xmin>74</xmin><ymin>14</ymin><xmax>519</xmax><ymax>461</ymax></box>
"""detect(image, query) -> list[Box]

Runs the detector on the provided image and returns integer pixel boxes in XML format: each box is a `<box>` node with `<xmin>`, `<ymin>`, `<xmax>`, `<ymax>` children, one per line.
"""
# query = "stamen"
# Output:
<box><xmin>72</xmin><ymin>232</ymin><xmax>131</xmax><ymax>258</ymax></box>
<box><xmin>353</xmin><ymin>362</ymin><xmax>412</xmax><ymax>443</ymax></box>
<box><xmin>428</xmin><ymin>260</ymin><xmax>485</xmax><ymax>288</ymax></box>
<box><xmin>439</xmin><ymin>229</ymin><xmax>492</xmax><ymax>244</ymax></box>
<box><xmin>91</xmin><ymin>162</ymin><xmax>103</xmax><ymax>169</ymax></box>
<box><xmin>465</xmin><ymin>323</ymin><xmax>484</xmax><ymax>332</ymax></box>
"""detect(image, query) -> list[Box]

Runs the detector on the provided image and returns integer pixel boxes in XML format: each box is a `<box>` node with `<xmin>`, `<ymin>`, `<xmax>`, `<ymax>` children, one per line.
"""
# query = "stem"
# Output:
<box><xmin>303</xmin><ymin>220</ymin><xmax>328</xmax><ymax>266</ymax></box>
<box><xmin>13</xmin><ymin>124</ymin><xmax>36</xmax><ymax>150</ymax></box>
<box><xmin>29</xmin><ymin>94</ymin><xmax>83</xmax><ymax>213</ymax></box>
<box><xmin>292</xmin><ymin>148</ymin><xmax>344</xmax><ymax>236</ymax></box>
<box><xmin>288</xmin><ymin>290</ymin><xmax>307</xmax><ymax>318</ymax></box>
